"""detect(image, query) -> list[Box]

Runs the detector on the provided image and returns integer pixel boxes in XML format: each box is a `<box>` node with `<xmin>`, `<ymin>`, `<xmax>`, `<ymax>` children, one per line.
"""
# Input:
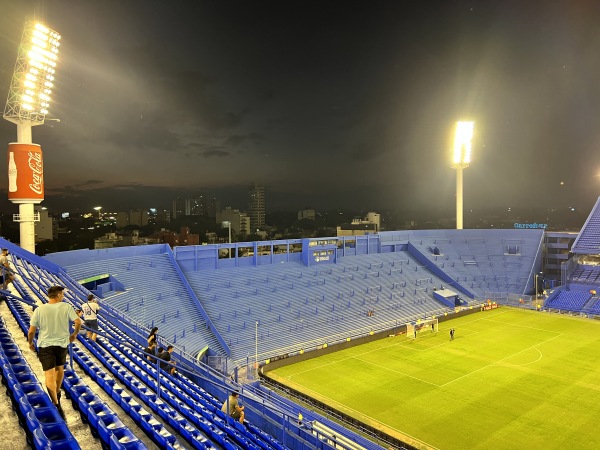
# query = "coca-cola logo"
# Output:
<box><xmin>28</xmin><ymin>151</ymin><xmax>43</xmax><ymax>194</ymax></box>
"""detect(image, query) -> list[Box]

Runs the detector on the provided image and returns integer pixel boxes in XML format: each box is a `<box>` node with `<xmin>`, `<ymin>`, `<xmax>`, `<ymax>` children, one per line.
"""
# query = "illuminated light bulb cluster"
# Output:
<box><xmin>452</xmin><ymin>121</ymin><xmax>474</xmax><ymax>166</ymax></box>
<box><xmin>19</xmin><ymin>22</ymin><xmax>61</xmax><ymax>117</ymax></box>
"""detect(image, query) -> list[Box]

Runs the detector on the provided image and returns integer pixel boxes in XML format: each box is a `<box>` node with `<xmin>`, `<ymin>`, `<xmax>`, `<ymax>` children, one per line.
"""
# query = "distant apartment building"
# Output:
<box><xmin>216</xmin><ymin>207</ymin><xmax>251</xmax><ymax>238</ymax></box>
<box><xmin>34</xmin><ymin>207</ymin><xmax>57</xmax><ymax>242</ymax></box>
<box><xmin>248</xmin><ymin>183</ymin><xmax>265</xmax><ymax>231</ymax></box>
<box><xmin>172</xmin><ymin>195</ymin><xmax>218</xmax><ymax>219</ymax></box>
<box><xmin>298</xmin><ymin>209</ymin><xmax>316</xmax><ymax>220</ymax></box>
<box><xmin>337</xmin><ymin>212</ymin><xmax>380</xmax><ymax>237</ymax></box>
<box><xmin>115</xmin><ymin>212</ymin><xmax>129</xmax><ymax>228</ymax></box>
<box><xmin>156</xmin><ymin>209</ymin><xmax>170</xmax><ymax>223</ymax></box>
<box><xmin>129</xmin><ymin>209</ymin><xmax>149</xmax><ymax>227</ymax></box>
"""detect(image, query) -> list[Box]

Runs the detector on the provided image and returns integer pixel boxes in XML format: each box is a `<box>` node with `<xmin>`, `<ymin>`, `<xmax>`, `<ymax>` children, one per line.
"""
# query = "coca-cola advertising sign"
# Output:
<box><xmin>7</xmin><ymin>143</ymin><xmax>44</xmax><ymax>203</ymax></box>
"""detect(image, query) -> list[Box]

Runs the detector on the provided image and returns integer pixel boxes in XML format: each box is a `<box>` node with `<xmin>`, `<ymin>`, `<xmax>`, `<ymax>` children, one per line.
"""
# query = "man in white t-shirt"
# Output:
<box><xmin>28</xmin><ymin>286</ymin><xmax>81</xmax><ymax>419</ymax></box>
<box><xmin>81</xmin><ymin>294</ymin><xmax>100</xmax><ymax>341</ymax></box>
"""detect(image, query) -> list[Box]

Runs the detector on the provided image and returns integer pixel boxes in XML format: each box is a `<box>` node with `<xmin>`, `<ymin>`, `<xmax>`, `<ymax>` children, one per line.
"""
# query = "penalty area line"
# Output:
<box><xmin>439</xmin><ymin>333</ymin><xmax>562</xmax><ymax>387</ymax></box>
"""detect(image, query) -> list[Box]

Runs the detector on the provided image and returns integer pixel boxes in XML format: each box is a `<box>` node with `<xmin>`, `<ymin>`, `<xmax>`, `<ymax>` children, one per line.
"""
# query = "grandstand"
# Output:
<box><xmin>5</xmin><ymin>198</ymin><xmax>600</xmax><ymax>448</ymax></box>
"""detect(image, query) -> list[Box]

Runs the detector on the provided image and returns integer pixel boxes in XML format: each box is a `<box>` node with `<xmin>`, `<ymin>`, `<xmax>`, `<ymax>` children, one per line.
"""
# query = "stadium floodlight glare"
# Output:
<box><xmin>452</xmin><ymin>121</ymin><xmax>474</xmax><ymax>167</ymax></box>
<box><xmin>4</xmin><ymin>21</ymin><xmax>61</xmax><ymax>127</ymax></box>
<box><xmin>3</xmin><ymin>21</ymin><xmax>61</xmax><ymax>255</ymax></box>
<box><xmin>451</xmin><ymin>121</ymin><xmax>474</xmax><ymax>230</ymax></box>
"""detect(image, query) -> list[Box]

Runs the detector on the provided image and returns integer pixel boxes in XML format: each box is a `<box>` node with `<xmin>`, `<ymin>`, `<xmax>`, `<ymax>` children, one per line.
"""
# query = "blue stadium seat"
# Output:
<box><xmin>33</xmin><ymin>422</ymin><xmax>79</xmax><ymax>449</ymax></box>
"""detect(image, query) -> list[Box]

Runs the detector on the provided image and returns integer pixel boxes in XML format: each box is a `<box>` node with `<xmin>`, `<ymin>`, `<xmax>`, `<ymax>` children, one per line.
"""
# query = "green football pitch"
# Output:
<box><xmin>267</xmin><ymin>308</ymin><xmax>600</xmax><ymax>450</ymax></box>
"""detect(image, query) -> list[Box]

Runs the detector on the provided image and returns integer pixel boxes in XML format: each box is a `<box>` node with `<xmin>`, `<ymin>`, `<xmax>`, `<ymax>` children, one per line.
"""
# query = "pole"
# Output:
<box><xmin>255</xmin><ymin>321</ymin><xmax>258</xmax><ymax>377</ymax></box>
<box><xmin>456</xmin><ymin>166</ymin><xmax>463</xmax><ymax>230</ymax></box>
<box><xmin>228</xmin><ymin>221</ymin><xmax>232</xmax><ymax>258</ymax></box>
<box><xmin>15</xmin><ymin>122</ymin><xmax>38</xmax><ymax>254</ymax></box>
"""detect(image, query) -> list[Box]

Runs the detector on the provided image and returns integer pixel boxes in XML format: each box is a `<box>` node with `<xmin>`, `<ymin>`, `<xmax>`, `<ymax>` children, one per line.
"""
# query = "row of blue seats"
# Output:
<box><xmin>4</xmin><ymin>289</ymin><xmax>181</xmax><ymax>450</ymax></box>
<box><xmin>82</xmin><ymin>335</ymin><xmax>240</xmax><ymax>450</ymax></box>
<box><xmin>74</xmin><ymin>319</ymin><xmax>223</xmax><ymax>450</ymax></box>
<box><xmin>98</xmin><ymin>317</ymin><xmax>285</xmax><ymax>450</ymax></box>
<box><xmin>118</xmin><ymin>345</ymin><xmax>284</xmax><ymax>450</ymax></box>
<box><xmin>66</xmin><ymin>345</ymin><xmax>184</xmax><ymax>449</ymax></box>
<box><xmin>0</xmin><ymin>316</ymin><xmax>79</xmax><ymax>449</ymax></box>
<box><xmin>546</xmin><ymin>291</ymin><xmax>591</xmax><ymax>311</ymax></box>
<box><xmin>62</xmin><ymin>365</ymin><xmax>147</xmax><ymax>449</ymax></box>
<box><xmin>11</xmin><ymin>255</ymin><xmax>288</xmax><ymax>450</ymax></box>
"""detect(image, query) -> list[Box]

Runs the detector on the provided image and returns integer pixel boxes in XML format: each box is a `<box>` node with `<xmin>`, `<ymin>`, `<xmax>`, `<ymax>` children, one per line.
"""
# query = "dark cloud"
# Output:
<box><xmin>201</xmin><ymin>149</ymin><xmax>229</xmax><ymax>158</ymax></box>
<box><xmin>1</xmin><ymin>1</ymin><xmax>600</xmax><ymax>214</ymax></box>
<box><xmin>224</xmin><ymin>133</ymin><xmax>264</xmax><ymax>148</ymax></box>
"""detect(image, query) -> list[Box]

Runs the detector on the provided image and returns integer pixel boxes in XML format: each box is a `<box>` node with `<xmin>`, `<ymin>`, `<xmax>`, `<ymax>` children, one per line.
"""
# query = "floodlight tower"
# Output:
<box><xmin>451</xmin><ymin>121</ymin><xmax>474</xmax><ymax>230</ymax></box>
<box><xmin>3</xmin><ymin>21</ymin><xmax>61</xmax><ymax>254</ymax></box>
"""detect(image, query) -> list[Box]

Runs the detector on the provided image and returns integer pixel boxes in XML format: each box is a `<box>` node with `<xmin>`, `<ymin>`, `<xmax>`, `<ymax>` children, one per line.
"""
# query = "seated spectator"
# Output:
<box><xmin>144</xmin><ymin>341</ymin><xmax>157</xmax><ymax>362</ymax></box>
<box><xmin>221</xmin><ymin>390</ymin><xmax>245</xmax><ymax>424</ymax></box>
<box><xmin>158</xmin><ymin>345</ymin><xmax>177</xmax><ymax>375</ymax></box>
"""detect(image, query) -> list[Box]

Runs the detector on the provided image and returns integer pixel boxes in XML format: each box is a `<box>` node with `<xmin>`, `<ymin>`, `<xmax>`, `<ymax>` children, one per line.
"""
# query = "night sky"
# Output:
<box><xmin>1</xmin><ymin>0</ymin><xmax>600</xmax><ymax>214</ymax></box>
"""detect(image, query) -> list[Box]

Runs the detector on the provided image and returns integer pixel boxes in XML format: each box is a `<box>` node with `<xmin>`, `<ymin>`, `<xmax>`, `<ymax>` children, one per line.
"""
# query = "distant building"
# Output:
<box><xmin>94</xmin><ymin>230</ymin><xmax>160</xmax><ymax>249</ymax></box>
<box><xmin>217</xmin><ymin>207</ymin><xmax>251</xmax><ymax>238</ymax></box>
<box><xmin>365</xmin><ymin>212</ymin><xmax>381</xmax><ymax>231</ymax></box>
<box><xmin>154</xmin><ymin>227</ymin><xmax>199</xmax><ymax>247</ymax></box>
<box><xmin>129</xmin><ymin>209</ymin><xmax>149</xmax><ymax>227</ymax></box>
<box><xmin>115</xmin><ymin>212</ymin><xmax>129</xmax><ymax>228</ymax></box>
<box><xmin>248</xmin><ymin>183</ymin><xmax>266</xmax><ymax>231</ymax></box>
<box><xmin>34</xmin><ymin>207</ymin><xmax>57</xmax><ymax>242</ymax></box>
<box><xmin>156</xmin><ymin>209</ymin><xmax>170</xmax><ymax>223</ymax></box>
<box><xmin>172</xmin><ymin>196</ymin><xmax>219</xmax><ymax>219</ymax></box>
<box><xmin>298</xmin><ymin>209</ymin><xmax>316</xmax><ymax>221</ymax></box>
<box><xmin>94</xmin><ymin>232</ymin><xmax>122</xmax><ymax>249</ymax></box>
<box><xmin>337</xmin><ymin>212</ymin><xmax>380</xmax><ymax>237</ymax></box>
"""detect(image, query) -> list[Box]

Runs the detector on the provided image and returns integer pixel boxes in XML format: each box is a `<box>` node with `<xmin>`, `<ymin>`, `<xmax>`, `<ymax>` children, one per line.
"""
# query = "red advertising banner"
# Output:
<box><xmin>7</xmin><ymin>143</ymin><xmax>44</xmax><ymax>203</ymax></box>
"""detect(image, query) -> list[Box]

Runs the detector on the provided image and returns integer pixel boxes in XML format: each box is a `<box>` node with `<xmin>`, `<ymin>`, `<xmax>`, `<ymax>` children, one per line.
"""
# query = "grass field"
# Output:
<box><xmin>267</xmin><ymin>308</ymin><xmax>600</xmax><ymax>450</ymax></box>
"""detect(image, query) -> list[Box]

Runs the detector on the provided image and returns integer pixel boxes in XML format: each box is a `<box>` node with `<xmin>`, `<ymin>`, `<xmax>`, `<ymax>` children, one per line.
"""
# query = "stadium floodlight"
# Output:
<box><xmin>3</xmin><ymin>21</ymin><xmax>61</xmax><ymax>255</ymax></box>
<box><xmin>4</xmin><ymin>21</ymin><xmax>61</xmax><ymax>129</ymax></box>
<box><xmin>451</xmin><ymin>121</ymin><xmax>474</xmax><ymax>230</ymax></box>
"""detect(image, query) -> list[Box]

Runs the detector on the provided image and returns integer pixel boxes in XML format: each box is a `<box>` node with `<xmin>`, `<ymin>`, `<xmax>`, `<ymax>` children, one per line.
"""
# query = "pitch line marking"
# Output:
<box><xmin>278</xmin><ymin>379</ymin><xmax>441</xmax><ymax>450</ymax></box>
<box><xmin>284</xmin><ymin>308</ymin><xmax>513</xmax><ymax>379</ymax></box>
<box><xmin>494</xmin><ymin>347</ymin><xmax>543</xmax><ymax>367</ymax></box>
<box><xmin>439</xmin><ymin>333</ymin><xmax>562</xmax><ymax>387</ymax></box>
<box><xmin>350</xmin><ymin>355</ymin><xmax>441</xmax><ymax>387</ymax></box>
<box><xmin>480</xmin><ymin>317</ymin><xmax>562</xmax><ymax>334</ymax></box>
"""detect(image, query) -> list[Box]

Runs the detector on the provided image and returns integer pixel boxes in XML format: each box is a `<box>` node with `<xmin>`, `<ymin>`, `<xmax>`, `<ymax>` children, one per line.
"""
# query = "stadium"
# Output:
<box><xmin>2</xmin><ymin>199</ymin><xmax>600</xmax><ymax>449</ymax></box>
<box><xmin>3</xmin><ymin>8</ymin><xmax>600</xmax><ymax>450</ymax></box>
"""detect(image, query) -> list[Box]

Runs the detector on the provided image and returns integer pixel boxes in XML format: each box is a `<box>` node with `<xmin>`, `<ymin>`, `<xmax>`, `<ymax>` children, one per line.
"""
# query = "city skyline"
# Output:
<box><xmin>2</xmin><ymin>1</ymin><xmax>600</xmax><ymax>214</ymax></box>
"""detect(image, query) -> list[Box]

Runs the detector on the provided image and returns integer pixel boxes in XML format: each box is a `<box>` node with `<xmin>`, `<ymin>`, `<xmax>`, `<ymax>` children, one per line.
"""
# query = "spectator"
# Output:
<box><xmin>159</xmin><ymin>345</ymin><xmax>177</xmax><ymax>375</ymax></box>
<box><xmin>81</xmin><ymin>294</ymin><xmax>100</xmax><ymax>341</ymax></box>
<box><xmin>144</xmin><ymin>341</ymin><xmax>157</xmax><ymax>362</ymax></box>
<box><xmin>221</xmin><ymin>390</ymin><xmax>245</xmax><ymax>424</ymax></box>
<box><xmin>0</xmin><ymin>248</ymin><xmax>15</xmax><ymax>290</ymax></box>
<box><xmin>27</xmin><ymin>286</ymin><xmax>82</xmax><ymax>419</ymax></box>
<box><xmin>148</xmin><ymin>327</ymin><xmax>159</xmax><ymax>346</ymax></box>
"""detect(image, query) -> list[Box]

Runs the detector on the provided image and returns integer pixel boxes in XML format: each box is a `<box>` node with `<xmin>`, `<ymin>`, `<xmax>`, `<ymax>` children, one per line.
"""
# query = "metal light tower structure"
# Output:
<box><xmin>3</xmin><ymin>21</ymin><xmax>60</xmax><ymax>254</ymax></box>
<box><xmin>452</xmin><ymin>121</ymin><xmax>474</xmax><ymax>230</ymax></box>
